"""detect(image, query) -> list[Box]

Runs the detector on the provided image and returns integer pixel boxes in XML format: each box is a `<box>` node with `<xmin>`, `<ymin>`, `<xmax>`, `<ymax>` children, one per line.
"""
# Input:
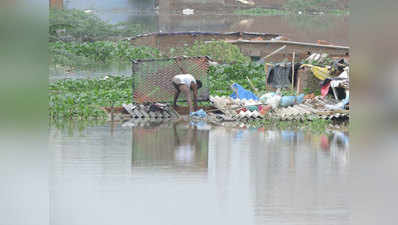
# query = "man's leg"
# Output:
<box><xmin>179</xmin><ymin>85</ymin><xmax>193</xmax><ymax>113</ymax></box>
<box><xmin>173</xmin><ymin>83</ymin><xmax>180</xmax><ymax>107</ymax></box>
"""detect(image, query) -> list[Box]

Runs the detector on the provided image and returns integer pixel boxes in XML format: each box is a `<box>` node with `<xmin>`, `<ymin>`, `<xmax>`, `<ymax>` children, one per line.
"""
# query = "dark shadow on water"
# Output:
<box><xmin>131</xmin><ymin>121</ymin><xmax>209</xmax><ymax>172</ymax></box>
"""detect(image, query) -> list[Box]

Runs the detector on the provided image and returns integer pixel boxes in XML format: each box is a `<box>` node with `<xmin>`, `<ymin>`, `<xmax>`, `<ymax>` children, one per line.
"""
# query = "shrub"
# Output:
<box><xmin>208</xmin><ymin>62</ymin><xmax>266</xmax><ymax>96</ymax></box>
<box><xmin>49</xmin><ymin>9</ymin><xmax>153</xmax><ymax>42</ymax></box>
<box><xmin>183</xmin><ymin>41</ymin><xmax>250</xmax><ymax>64</ymax></box>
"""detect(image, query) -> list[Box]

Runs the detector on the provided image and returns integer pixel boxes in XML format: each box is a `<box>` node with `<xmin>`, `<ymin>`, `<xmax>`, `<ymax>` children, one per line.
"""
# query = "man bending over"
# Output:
<box><xmin>172</xmin><ymin>74</ymin><xmax>202</xmax><ymax>114</ymax></box>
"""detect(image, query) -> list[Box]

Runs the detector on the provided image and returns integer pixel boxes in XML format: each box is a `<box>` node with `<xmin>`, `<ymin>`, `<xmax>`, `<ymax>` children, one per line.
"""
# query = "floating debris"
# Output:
<box><xmin>182</xmin><ymin>8</ymin><xmax>194</xmax><ymax>15</ymax></box>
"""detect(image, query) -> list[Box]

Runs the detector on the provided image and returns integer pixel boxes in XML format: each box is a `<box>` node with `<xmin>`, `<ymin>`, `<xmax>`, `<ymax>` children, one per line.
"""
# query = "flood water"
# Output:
<box><xmin>64</xmin><ymin>0</ymin><xmax>349</xmax><ymax>46</ymax></box>
<box><xmin>51</xmin><ymin>3</ymin><xmax>350</xmax><ymax>223</ymax></box>
<box><xmin>49</xmin><ymin>121</ymin><xmax>350</xmax><ymax>225</ymax></box>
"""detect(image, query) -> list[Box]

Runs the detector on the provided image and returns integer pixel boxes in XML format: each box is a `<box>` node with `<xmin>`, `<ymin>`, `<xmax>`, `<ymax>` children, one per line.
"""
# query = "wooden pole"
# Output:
<box><xmin>291</xmin><ymin>51</ymin><xmax>296</xmax><ymax>90</ymax></box>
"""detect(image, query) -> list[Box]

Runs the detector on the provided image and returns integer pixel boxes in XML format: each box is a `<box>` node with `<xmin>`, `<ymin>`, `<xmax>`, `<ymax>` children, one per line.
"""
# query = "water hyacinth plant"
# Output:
<box><xmin>49</xmin><ymin>40</ymin><xmax>161</xmax><ymax>68</ymax></box>
<box><xmin>49</xmin><ymin>76</ymin><xmax>132</xmax><ymax>120</ymax></box>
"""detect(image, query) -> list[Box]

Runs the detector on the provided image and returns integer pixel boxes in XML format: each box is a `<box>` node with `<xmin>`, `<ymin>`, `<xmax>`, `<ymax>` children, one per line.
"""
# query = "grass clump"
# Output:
<box><xmin>49</xmin><ymin>76</ymin><xmax>132</xmax><ymax>120</ymax></box>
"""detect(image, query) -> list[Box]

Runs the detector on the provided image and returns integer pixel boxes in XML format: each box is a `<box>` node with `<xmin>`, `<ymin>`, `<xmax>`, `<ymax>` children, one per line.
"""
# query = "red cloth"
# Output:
<box><xmin>321</xmin><ymin>82</ymin><xmax>331</xmax><ymax>97</ymax></box>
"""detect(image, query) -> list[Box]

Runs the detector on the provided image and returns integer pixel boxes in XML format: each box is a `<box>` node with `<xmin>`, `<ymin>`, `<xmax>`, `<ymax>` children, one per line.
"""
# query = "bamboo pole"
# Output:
<box><xmin>264</xmin><ymin>45</ymin><xmax>287</xmax><ymax>60</ymax></box>
<box><xmin>291</xmin><ymin>51</ymin><xmax>296</xmax><ymax>90</ymax></box>
<box><xmin>246</xmin><ymin>76</ymin><xmax>259</xmax><ymax>95</ymax></box>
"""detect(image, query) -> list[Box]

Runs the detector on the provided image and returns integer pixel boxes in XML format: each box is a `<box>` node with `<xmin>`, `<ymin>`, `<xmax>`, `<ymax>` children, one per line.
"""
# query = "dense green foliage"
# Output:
<box><xmin>49</xmin><ymin>9</ymin><xmax>153</xmax><ymax>41</ymax></box>
<box><xmin>182</xmin><ymin>41</ymin><xmax>250</xmax><ymax>64</ymax></box>
<box><xmin>208</xmin><ymin>62</ymin><xmax>266</xmax><ymax>96</ymax></box>
<box><xmin>49</xmin><ymin>39</ymin><xmax>249</xmax><ymax>70</ymax></box>
<box><xmin>49</xmin><ymin>76</ymin><xmax>132</xmax><ymax>120</ymax></box>
<box><xmin>49</xmin><ymin>40</ymin><xmax>161</xmax><ymax>68</ymax></box>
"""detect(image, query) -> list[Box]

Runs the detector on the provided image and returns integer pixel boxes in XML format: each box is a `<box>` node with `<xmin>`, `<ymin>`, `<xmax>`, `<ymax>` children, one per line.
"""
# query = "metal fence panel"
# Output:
<box><xmin>132</xmin><ymin>56</ymin><xmax>210</xmax><ymax>103</ymax></box>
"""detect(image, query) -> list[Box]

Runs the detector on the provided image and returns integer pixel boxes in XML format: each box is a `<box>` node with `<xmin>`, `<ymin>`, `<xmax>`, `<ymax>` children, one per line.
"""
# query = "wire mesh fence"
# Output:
<box><xmin>132</xmin><ymin>56</ymin><xmax>210</xmax><ymax>103</ymax></box>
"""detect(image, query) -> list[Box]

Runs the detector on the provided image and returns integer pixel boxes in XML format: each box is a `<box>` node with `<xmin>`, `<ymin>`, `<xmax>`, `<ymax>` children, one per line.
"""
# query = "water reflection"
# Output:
<box><xmin>131</xmin><ymin>121</ymin><xmax>209</xmax><ymax>171</ymax></box>
<box><xmin>50</xmin><ymin>121</ymin><xmax>349</xmax><ymax>225</ymax></box>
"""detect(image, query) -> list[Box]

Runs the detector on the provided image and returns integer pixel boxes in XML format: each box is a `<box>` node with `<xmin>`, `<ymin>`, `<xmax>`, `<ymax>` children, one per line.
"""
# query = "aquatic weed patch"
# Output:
<box><xmin>234</xmin><ymin>8</ymin><xmax>289</xmax><ymax>16</ymax></box>
<box><xmin>248</xmin><ymin>117</ymin><xmax>345</xmax><ymax>133</ymax></box>
<box><xmin>49</xmin><ymin>40</ymin><xmax>161</xmax><ymax>68</ymax></box>
<box><xmin>49</xmin><ymin>76</ymin><xmax>132</xmax><ymax>120</ymax></box>
<box><xmin>283</xmin><ymin>0</ymin><xmax>349</xmax><ymax>14</ymax></box>
<box><xmin>235</xmin><ymin>7</ymin><xmax>349</xmax><ymax>16</ymax></box>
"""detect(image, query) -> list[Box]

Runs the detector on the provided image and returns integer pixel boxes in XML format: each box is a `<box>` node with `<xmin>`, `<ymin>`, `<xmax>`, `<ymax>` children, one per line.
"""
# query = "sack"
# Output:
<box><xmin>279</xmin><ymin>94</ymin><xmax>304</xmax><ymax>107</ymax></box>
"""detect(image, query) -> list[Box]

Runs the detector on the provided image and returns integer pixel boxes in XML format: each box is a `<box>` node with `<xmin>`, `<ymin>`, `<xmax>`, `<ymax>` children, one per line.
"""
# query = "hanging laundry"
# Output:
<box><xmin>321</xmin><ymin>79</ymin><xmax>331</xmax><ymax>97</ymax></box>
<box><xmin>267</xmin><ymin>63</ymin><xmax>301</xmax><ymax>88</ymax></box>
<box><xmin>301</xmin><ymin>64</ymin><xmax>330</xmax><ymax>80</ymax></box>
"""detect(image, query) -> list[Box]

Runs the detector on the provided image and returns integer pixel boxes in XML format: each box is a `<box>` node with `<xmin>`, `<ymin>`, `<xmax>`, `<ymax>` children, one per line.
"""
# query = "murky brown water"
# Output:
<box><xmin>49</xmin><ymin>121</ymin><xmax>350</xmax><ymax>225</ymax></box>
<box><xmin>64</xmin><ymin>0</ymin><xmax>348</xmax><ymax>45</ymax></box>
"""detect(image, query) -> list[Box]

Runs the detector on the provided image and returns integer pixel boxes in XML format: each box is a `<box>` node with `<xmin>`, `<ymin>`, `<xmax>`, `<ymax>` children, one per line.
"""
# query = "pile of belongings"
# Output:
<box><xmin>301</xmin><ymin>55</ymin><xmax>350</xmax><ymax>110</ymax></box>
<box><xmin>209</xmin><ymin>80</ymin><xmax>349</xmax><ymax>121</ymax></box>
<box><xmin>268</xmin><ymin>95</ymin><xmax>349</xmax><ymax>121</ymax></box>
<box><xmin>210</xmin><ymin>94</ymin><xmax>349</xmax><ymax>121</ymax></box>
